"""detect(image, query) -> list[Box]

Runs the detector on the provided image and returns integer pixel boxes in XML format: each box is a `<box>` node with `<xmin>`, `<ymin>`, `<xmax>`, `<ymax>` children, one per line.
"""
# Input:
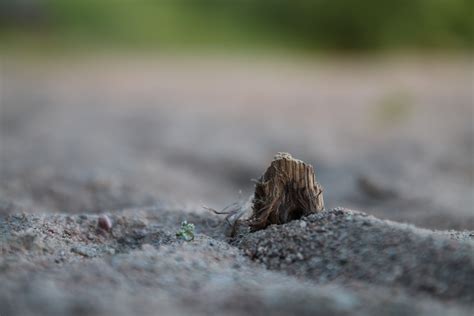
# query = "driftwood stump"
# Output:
<box><xmin>249</xmin><ymin>153</ymin><xmax>324</xmax><ymax>230</ymax></box>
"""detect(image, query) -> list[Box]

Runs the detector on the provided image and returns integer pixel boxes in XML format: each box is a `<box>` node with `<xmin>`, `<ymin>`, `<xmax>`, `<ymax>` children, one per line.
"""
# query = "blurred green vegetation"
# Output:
<box><xmin>0</xmin><ymin>0</ymin><xmax>472</xmax><ymax>53</ymax></box>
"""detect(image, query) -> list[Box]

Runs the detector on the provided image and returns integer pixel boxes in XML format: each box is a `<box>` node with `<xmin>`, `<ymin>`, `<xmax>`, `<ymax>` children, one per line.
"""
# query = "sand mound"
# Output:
<box><xmin>236</xmin><ymin>208</ymin><xmax>474</xmax><ymax>303</ymax></box>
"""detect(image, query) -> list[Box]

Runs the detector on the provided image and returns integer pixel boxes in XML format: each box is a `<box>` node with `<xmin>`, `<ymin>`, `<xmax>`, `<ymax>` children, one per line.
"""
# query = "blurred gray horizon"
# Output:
<box><xmin>1</xmin><ymin>1</ymin><xmax>473</xmax><ymax>231</ymax></box>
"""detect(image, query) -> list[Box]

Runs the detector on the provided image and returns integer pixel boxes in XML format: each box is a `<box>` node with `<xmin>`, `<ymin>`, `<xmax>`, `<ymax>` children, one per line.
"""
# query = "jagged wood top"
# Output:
<box><xmin>250</xmin><ymin>153</ymin><xmax>324</xmax><ymax>230</ymax></box>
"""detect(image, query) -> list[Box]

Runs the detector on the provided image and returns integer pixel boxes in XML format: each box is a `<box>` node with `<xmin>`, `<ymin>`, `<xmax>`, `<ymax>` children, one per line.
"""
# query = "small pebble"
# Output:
<box><xmin>107</xmin><ymin>248</ymin><xmax>116</xmax><ymax>255</ymax></box>
<box><xmin>71</xmin><ymin>246</ymin><xmax>97</xmax><ymax>258</ymax></box>
<box><xmin>141</xmin><ymin>244</ymin><xmax>154</xmax><ymax>252</ymax></box>
<box><xmin>98</xmin><ymin>215</ymin><xmax>112</xmax><ymax>231</ymax></box>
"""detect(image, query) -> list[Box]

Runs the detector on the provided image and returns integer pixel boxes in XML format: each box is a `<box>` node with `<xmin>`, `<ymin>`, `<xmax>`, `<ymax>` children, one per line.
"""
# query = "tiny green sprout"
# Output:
<box><xmin>176</xmin><ymin>220</ymin><xmax>195</xmax><ymax>241</ymax></box>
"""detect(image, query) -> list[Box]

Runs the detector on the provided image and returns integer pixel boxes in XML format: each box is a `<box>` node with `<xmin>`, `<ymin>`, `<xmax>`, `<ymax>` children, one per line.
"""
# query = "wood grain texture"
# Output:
<box><xmin>250</xmin><ymin>153</ymin><xmax>324</xmax><ymax>230</ymax></box>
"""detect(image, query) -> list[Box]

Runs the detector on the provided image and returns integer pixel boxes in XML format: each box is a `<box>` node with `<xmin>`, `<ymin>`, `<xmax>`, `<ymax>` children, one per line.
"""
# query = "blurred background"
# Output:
<box><xmin>0</xmin><ymin>0</ymin><xmax>472</xmax><ymax>52</ymax></box>
<box><xmin>1</xmin><ymin>0</ymin><xmax>473</xmax><ymax>229</ymax></box>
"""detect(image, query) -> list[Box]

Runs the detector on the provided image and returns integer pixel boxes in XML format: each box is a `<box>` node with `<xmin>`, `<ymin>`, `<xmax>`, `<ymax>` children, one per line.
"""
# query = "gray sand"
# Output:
<box><xmin>1</xmin><ymin>207</ymin><xmax>473</xmax><ymax>316</ymax></box>
<box><xmin>1</xmin><ymin>57</ymin><xmax>473</xmax><ymax>315</ymax></box>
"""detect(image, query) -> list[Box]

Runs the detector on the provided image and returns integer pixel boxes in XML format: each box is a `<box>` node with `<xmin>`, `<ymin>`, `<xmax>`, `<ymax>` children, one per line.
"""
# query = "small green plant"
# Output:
<box><xmin>176</xmin><ymin>220</ymin><xmax>195</xmax><ymax>241</ymax></box>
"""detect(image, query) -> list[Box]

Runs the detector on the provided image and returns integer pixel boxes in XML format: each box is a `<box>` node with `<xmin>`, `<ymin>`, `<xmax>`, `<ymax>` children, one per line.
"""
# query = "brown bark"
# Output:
<box><xmin>250</xmin><ymin>152</ymin><xmax>324</xmax><ymax>231</ymax></box>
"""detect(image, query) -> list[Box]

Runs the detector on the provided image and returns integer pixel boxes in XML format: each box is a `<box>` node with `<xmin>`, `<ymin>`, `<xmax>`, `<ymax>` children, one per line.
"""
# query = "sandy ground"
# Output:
<box><xmin>0</xmin><ymin>55</ymin><xmax>473</xmax><ymax>315</ymax></box>
<box><xmin>1</xmin><ymin>207</ymin><xmax>473</xmax><ymax>316</ymax></box>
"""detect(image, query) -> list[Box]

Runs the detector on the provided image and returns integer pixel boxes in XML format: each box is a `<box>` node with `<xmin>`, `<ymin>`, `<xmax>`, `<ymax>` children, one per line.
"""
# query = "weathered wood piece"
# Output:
<box><xmin>250</xmin><ymin>152</ymin><xmax>324</xmax><ymax>230</ymax></box>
